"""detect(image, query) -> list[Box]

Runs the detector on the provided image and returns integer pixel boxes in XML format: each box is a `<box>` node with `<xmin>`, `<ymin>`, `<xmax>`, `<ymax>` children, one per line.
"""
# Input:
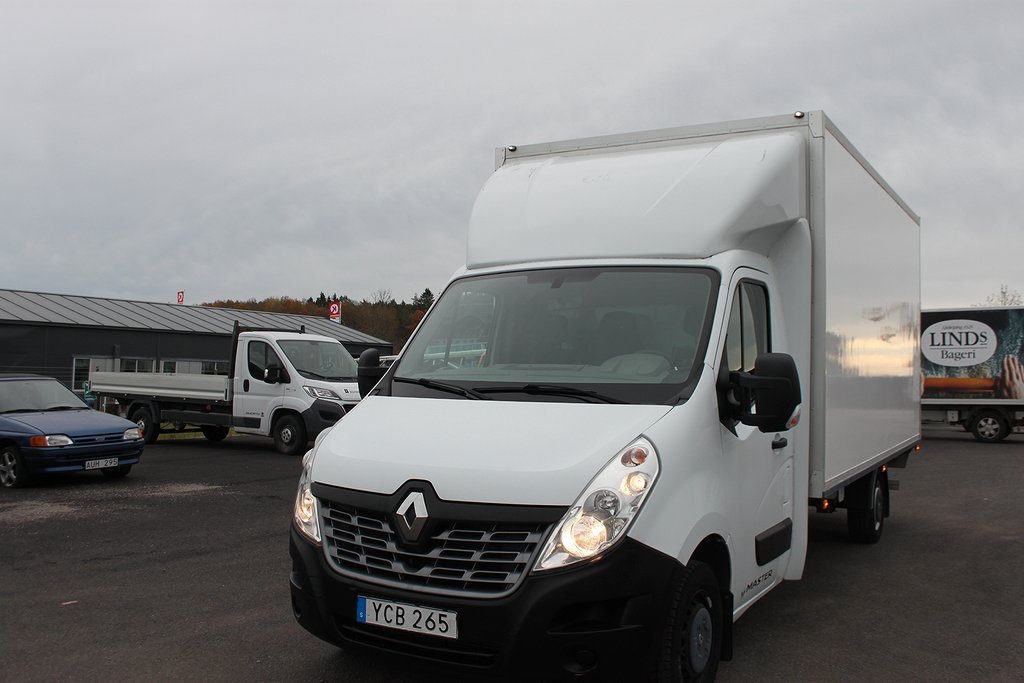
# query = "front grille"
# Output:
<box><xmin>319</xmin><ymin>496</ymin><xmax>556</xmax><ymax>598</ymax></box>
<box><xmin>72</xmin><ymin>433</ymin><xmax>124</xmax><ymax>445</ymax></box>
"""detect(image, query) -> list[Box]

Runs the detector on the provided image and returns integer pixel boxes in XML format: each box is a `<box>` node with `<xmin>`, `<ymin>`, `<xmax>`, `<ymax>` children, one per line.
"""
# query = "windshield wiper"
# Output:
<box><xmin>476</xmin><ymin>384</ymin><xmax>627</xmax><ymax>404</ymax></box>
<box><xmin>393</xmin><ymin>377</ymin><xmax>490</xmax><ymax>400</ymax></box>
<box><xmin>1</xmin><ymin>408</ymin><xmax>43</xmax><ymax>414</ymax></box>
<box><xmin>300</xmin><ymin>370</ymin><xmax>328</xmax><ymax>380</ymax></box>
<box><xmin>44</xmin><ymin>406</ymin><xmax>81</xmax><ymax>411</ymax></box>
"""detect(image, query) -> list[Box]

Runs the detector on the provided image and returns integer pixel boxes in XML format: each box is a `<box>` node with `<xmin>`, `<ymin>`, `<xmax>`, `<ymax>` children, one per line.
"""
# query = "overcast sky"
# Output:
<box><xmin>2</xmin><ymin>0</ymin><xmax>1021</xmax><ymax>309</ymax></box>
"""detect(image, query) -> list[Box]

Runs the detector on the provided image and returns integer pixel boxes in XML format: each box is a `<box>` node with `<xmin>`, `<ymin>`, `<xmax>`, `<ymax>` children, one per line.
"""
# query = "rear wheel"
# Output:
<box><xmin>273</xmin><ymin>414</ymin><xmax>307</xmax><ymax>455</ymax></box>
<box><xmin>131</xmin><ymin>406</ymin><xmax>161</xmax><ymax>444</ymax></box>
<box><xmin>201</xmin><ymin>425</ymin><xmax>230</xmax><ymax>442</ymax></box>
<box><xmin>0</xmin><ymin>445</ymin><xmax>31</xmax><ymax>488</ymax></box>
<box><xmin>658</xmin><ymin>562</ymin><xmax>723</xmax><ymax>682</ymax></box>
<box><xmin>848</xmin><ymin>471</ymin><xmax>886</xmax><ymax>544</ymax></box>
<box><xmin>971</xmin><ymin>410</ymin><xmax>1009</xmax><ymax>442</ymax></box>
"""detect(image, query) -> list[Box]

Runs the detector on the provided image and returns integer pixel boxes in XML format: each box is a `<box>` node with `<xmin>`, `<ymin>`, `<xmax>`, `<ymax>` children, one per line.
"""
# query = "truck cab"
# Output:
<box><xmin>230</xmin><ymin>330</ymin><xmax>361</xmax><ymax>452</ymax></box>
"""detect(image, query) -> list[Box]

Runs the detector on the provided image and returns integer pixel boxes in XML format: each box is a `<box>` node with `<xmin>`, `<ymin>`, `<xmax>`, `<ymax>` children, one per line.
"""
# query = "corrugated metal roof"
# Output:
<box><xmin>0</xmin><ymin>289</ymin><xmax>389</xmax><ymax>346</ymax></box>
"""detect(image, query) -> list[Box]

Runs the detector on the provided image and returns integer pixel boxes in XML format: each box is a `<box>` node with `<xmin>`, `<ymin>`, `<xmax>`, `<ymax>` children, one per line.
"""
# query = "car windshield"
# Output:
<box><xmin>278</xmin><ymin>339</ymin><xmax>358</xmax><ymax>381</ymax></box>
<box><xmin>0</xmin><ymin>378</ymin><xmax>87</xmax><ymax>413</ymax></box>
<box><xmin>390</xmin><ymin>266</ymin><xmax>718</xmax><ymax>404</ymax></box>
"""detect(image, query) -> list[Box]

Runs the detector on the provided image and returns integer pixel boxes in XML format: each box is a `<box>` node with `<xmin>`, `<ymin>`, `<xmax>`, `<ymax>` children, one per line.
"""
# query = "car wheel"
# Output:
<box><xmin>101</xmin><ymin>465</ymin><xmax>133</xmax><ymax>479</ymax></box>
<box><xmin>201</xmin><ymin>426</ymin><xmax>230</xmax><ymax>442</ymax></box>
<box><xmin>130</xmin><ymin>406</ymin><xmax>161</xmax><ymax>444</ymax></box>
<box><xmin>971</xmin><ymin>410</ymin><xmax>1009</xmax><ymax>442</ymax></box>
<box><xmin>0</xmin><ymin>445</ymin><xmax>32</xmax><ymax>488</ymax></box>
<box><xmin>848</xmin><ymin>470</ymin><xmax>886</xmax><ymax>544</ymax></box>
<box><xmin>273</xmin><ymin>414</ymin><xmax>307</xmax><ymax>455</ymax></box>
<box><xmin>658</xmin><ymin>562</ymin><xmax>723</xmax><ymax>682</ymax></box>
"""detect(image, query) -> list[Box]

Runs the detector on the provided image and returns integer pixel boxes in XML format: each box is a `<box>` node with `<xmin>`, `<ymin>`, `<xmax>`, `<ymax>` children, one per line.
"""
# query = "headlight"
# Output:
<box><xmin>293</xmin><ymin>449</ymin><xmax>322</xmax><ymax>544</ymax></box>
<box><xmin>303</xmin><ymin>386</ymin><xmax>341</xmax><ymax>400</ymax></box>
<box><xmin>534</xmin><ymin>437</ymin><xmax>660</xmax><ymax>571</ymax></box>
<box><xmin>28</xmin><ymin>435</ymin><xmax>73</xmax><ymax>447</ymax></box>
<box><xmin>123</xmin><ymin>428</ymin><xmax>142</xmax><ymax>441</ymax></box>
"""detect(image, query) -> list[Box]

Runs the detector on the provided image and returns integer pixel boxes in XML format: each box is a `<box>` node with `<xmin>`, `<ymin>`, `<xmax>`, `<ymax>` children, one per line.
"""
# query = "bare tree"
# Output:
<box><xmin>978</xmin><ymin>284</ymin><xmax>1024</xmax><ymax>307</ymax></box>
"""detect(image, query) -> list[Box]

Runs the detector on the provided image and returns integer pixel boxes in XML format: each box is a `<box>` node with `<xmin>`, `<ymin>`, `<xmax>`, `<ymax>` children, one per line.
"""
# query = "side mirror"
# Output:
<box><xmin>264</xmin><ymin>367</ymin><xmax>285</xmax><ymax>384</ymax></box>
<box><xmin>358</xmin><ymin>348</ymin><xmax>387</xmax><ymax>398</ymax></box>
<box><xmin>730</xmin><ymin>353</ymin><xmax>801</xmax><ymax>433</ymax></box>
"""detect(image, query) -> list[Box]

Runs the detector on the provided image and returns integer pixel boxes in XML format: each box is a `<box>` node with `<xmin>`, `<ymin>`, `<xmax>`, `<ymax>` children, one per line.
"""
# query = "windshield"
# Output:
<box><xmin>391</xmin><ymin>267</ymin><xmax>718</xmax><ymax>404</ymax></box>
<box><xmin>0</xmin><ymin>379</ymin><xmax>87</xmax><ymax>413</ymax></box>
<box><xmin>278</xmin><ymin>340</ymin><xmax>358</xmax><ymax>381</ymax></box>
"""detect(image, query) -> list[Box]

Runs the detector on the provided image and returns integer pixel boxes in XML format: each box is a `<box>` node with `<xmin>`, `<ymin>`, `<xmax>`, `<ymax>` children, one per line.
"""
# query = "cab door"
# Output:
<box><xmin>234</xmin><ymin>339</ymin><xmax>286</xmax><ymax>434</ymax></box>
<box><xmin>719</xmin><ymin>271</ymin><xmax>795</xmax><ymax>609</ymax></box>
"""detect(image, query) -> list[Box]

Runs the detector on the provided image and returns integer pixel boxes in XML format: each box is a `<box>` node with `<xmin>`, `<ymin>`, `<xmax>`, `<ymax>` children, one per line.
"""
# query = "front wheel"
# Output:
<box><xmin>273</xmin><ymin>414</ymin><xmax>307</xmax><ymax>455</ymax></box>
<box><xmin>130</xmin><ymin>406</ymin><xmax>161</xmax><ymax>444</ymax></box>
<box><xmin>658</xmin><ymin>562</ymin><xmax>723</xmax><ymax>682</ymax></box>
<box><xmin>971</xmin><ymin>410</ymin><xmax>1009</xmax><ymax>442</ymax></box>
<box><xmin>0</xmin><ymin>445</ymin><xmax>31</xmax><ymax>488</ymax></box>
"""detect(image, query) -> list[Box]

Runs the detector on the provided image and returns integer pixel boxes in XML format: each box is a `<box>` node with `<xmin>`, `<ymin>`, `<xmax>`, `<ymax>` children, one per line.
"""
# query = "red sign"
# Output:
<box><xmin>329</xmin><ymin>301</ymin><xmax>341</xmax><ymax>321</ymax></box>
<box><xmin>177</xmin><ymin>290</ymin><xmax>185</xmax><ymax>304</ymax></box>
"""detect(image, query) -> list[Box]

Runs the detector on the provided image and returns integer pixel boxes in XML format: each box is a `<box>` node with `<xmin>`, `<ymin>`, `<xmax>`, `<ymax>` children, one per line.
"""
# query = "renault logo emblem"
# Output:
<box><xmin>395</xmin><ymin>491</ymin><xmax>428</xmax><ymax>543</ymax></box>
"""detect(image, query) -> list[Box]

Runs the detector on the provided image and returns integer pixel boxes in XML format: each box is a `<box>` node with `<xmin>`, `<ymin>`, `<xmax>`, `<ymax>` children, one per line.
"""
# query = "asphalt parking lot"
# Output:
<box><xmin>2</xmin><ymin>428</ymin><xmax>1022</xmax><ymax>682</ymax></box>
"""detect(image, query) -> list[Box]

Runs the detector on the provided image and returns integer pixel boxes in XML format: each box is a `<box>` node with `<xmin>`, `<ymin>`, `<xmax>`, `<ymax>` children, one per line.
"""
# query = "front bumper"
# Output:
<box><xmin>289</xmin><ymin>525</ymin><xmax>681</xmax><ymax>679</ymax></box>
<box><xmin>300</xmin><ymin>399</ymin><xmax>355</xmax><ymax>439</ymax></box>
<box><xmin>22</xmin><ymin>441</ymin><xmax>144</xmax><ymax>474</ymax></box>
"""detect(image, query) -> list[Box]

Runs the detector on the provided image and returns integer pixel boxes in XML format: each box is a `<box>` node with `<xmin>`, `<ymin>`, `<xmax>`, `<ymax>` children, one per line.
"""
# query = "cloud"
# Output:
<box><xmin>1</xmin><ymin>0</ymin><xmax>1022</xmax><ymax>309</ymax></box>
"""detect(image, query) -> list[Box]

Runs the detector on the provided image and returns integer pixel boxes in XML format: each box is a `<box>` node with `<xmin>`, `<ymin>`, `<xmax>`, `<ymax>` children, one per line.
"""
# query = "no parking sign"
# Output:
<box><xmin>329</xmin><ymin>301</ymin><xmax>341</xmax><ymax>322</ymax></box>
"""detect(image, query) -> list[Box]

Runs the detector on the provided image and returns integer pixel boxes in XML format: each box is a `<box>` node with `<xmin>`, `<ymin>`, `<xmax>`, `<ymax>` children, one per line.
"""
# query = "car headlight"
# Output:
<box><xmin>123</xmin><ymin>428</ymin><xmax>142</xmax><ymax>441</ymax></box>
<box><xmin>29</xmin><ymin>435</ymin><xmax>73</xmax><ymax>447</ymax></box>
<box><xmin>534</xmin><ymin>437</ymin><xmax>660</xmax><ymax>571</ymax></box>
<box><xmin>293</xmin><ymin>449</ymin><xmax>322</xmax><ymax>544</ymax></box>
<box><xmin>303</xmin><ymin>386</ymin><xmax>341</xmax><ymax>400</ymax></box>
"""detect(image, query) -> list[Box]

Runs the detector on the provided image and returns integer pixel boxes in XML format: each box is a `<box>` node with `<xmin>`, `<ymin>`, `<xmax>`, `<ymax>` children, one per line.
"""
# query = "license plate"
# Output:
<box><xmin>356</xmin><ymin>596</ymin><xmax>458</xmax><ymax>639</ymax></box>
<box><xmin>85</xmin><ymin>458</ymin><xmax>118</xmax><ymax>470</ymax></box>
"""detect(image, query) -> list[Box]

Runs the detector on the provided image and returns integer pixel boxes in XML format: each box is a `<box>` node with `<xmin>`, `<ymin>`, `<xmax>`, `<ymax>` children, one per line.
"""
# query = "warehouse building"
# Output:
<box><xmin>0</xmin><ymin>289</ymin><xmax>393</xmax><ymax>396</ymax></box>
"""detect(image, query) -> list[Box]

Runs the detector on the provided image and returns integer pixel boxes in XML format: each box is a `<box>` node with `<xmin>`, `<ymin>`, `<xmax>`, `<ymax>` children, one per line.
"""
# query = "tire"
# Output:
<box><xmin>101</xmin><ymin>465</ymin><xmax>132</xmax><ymax>479</ymax></box>
<box><xmin>131</xmin><ymin>406</ymin><xmax>161</xmax><ymax>444</ymax></box>
<box><xmin>0</xmin><ymin>445</ymin><xmax>32</xmax><ymax>488</ymax></box>
<box><xmin>273</xmin><ymin>414</ymin><xmax>307</xmax><ymax>455</ymax></box>
<box><xmin>658</xmin><ymin>562</ymin><xmax>723</xmax><ymax>682</ymax></box>
<box><xmin>201</xmin><ymin>425</ymin><xmax>230</xmax><ymax>442</ymax></box>
<box><xmin>848</xmin><ymin>471</ymin><xmax>886</xmax><ymax>544</ymax></box>
<box><xmin>971</xmin><ymin>410</ymin><xmax>1009</xmax><ymax>443</ymax></box>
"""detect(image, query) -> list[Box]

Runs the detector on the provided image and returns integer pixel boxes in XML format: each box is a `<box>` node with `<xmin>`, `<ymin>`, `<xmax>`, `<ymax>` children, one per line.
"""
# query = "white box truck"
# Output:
<box><xmin>91</xmin><ymin>324</ymin><xmax>361</xmax><ymax>454</ymax></box>
<box><xmin>289</xmin><ymin>111</ymin><xmax>921</xmax><ymax>680</ymax></box>
<box><xmin>921</xmin><ymin>306</ymin><xmax>1024</xmax><ymax>441</ymax></box>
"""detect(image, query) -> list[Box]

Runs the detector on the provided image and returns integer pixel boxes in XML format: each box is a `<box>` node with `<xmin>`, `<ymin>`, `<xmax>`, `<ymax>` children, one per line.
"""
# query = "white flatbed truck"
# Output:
<box><xmin>91</xmin><ymin>325</ymin><xmax>361</xmax><ymax>454</ymax></box>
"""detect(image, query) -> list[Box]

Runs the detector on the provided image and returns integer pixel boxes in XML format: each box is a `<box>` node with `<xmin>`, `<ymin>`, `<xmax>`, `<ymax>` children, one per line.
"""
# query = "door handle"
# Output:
<box><xmin>243</xmin><ymin>379</ymin><xmax>250</xmax><ymax>392</ymax></box>
<box><xmin>771</xmin><ymin>436</ymin><xmax>788</xmax><ymax>450</ymax></box>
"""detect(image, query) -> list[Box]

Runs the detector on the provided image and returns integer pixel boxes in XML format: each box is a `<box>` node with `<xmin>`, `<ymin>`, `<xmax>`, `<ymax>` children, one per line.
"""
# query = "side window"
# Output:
<box><xmin>248</xmin><ymin>341</ymin><xmax>283</xmax><ymax>380</ymax></box>
<box><xmin>724</xmin><ymin>281</ymin><xmax>770</xmax><ymax>372</ymax></box>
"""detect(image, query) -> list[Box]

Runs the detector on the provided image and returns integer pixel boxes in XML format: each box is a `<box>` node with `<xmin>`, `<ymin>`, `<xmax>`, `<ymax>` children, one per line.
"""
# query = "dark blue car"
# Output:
<box><xmin>0</xmin><ymin>374</ymin><xmax>144</xmax><ymax>488</ymax></box>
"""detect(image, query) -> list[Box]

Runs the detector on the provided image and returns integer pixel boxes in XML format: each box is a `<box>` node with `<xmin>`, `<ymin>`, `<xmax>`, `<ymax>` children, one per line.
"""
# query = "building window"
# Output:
<box><xmin>120</xmin><ymin>358</ymin><xmax>155</xmax><ymax>373</ymax></box>
<box><xmin>162</xmin><ymin>361</ymin><xmax>177</xmax><ymax>373</ymax></box>
<box><xmin>72</xmin><ymin>358</ymin><xmax>90</xmax><ymax>391</ymax></box>
<box><xmin>201</xmin><ymin>361</ymin><xmax>230</xmax><ymax>376</ymax></box>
